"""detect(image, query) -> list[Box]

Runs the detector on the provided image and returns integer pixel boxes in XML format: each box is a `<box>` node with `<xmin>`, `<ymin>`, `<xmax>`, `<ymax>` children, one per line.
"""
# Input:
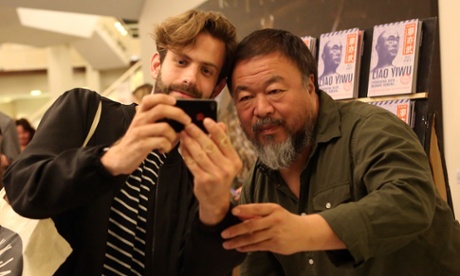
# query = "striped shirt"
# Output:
<box><xmin>102</xmin><ymin>151</ymin><xmax>167</xmax><ymax>275</ymax></box>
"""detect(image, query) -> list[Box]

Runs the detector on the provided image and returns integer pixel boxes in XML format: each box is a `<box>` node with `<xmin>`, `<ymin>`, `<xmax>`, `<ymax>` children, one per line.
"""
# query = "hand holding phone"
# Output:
<box><xmin>164</xmin><ymin>99</ymin><xmax>218</xmax><ymax>133</ymax></box>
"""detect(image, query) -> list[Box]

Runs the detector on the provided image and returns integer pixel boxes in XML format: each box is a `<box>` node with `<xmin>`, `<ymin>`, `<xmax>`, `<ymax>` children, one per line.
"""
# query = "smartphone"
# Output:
<box><xmin>165</xmin><ymin>99</ymin><xmax>218</xmax><ymax>133</ymax></box>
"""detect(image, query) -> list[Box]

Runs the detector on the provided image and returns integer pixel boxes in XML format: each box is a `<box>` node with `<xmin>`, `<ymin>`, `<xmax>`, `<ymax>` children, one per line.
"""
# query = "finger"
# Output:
<box><xmin>137</xmin><ymin>96</ymin><xmax>192</xmax><ymax>127</ymax></box>
<box><xmin>179</xmin><ymin>132</ymin><xmax>221</xmax><ymax>181</ymax></box>
<box><xmin>215</xmin><ymin>122</ymin><xmax>227</xmax><ymax>133</ymax></box>
<box><xmin>129</xmin><ymin>123</ymin><xmax>178</xmax><ymax>143</ymax></box>
<box><xmin>184</xmin><ymin>119</ymin><xmax>237</xmax><ymax>165</ymax></box>
<box><xmin>221</xmin><ymin>215</ymin><xmax>267</xmax><ymax>239</ymax></box>
<box><xmin>183</xmin><ymin>123</ymin><xmax>222</xmax><ymax>159</ymax></box>
<box><xmin>232</xmin><ymin>203</ymin><xmax>277</xmax><ymax>218</ymax></box>
<box><xmin>223</xmin><ymin>235</ymin><xmax>272</xmax><ymax>252</ymax></box>
<box><xmin>204</xmin><ymin>119</ymin><xmax>235</xmax><ymax>157</ymax></box>
<box><xmin>179</xmin><ymin>139</ymin><xmax>202</xmax><ymax>173</ymax></box>
<box><xmin>138</xmin><ymin>93</ymin><xmax>175</xmax><ymax>112</ymax></box>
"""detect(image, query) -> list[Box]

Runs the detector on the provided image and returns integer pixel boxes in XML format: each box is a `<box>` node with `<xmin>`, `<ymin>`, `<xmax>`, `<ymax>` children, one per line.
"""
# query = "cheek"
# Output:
<box><xmin>237</xmin><ymin>109</ymin><xmax>254</xmax><ymax>131</ymax></box>
<box><xmin>278</xmin><ymin>104</ymin><xmax>305</xmax><ymax>129</ymax></box>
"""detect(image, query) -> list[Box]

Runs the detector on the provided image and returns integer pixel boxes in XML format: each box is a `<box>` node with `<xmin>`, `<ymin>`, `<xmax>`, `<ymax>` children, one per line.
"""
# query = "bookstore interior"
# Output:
<box><xmin>0</xmin><ymin>0</ymin><xmax>454</xmax><ymax>212</ymax></box>
<box><xmin>0</xmin><ymin>0</ymin><xmax>458</xmax><ymax>274</ymax></box>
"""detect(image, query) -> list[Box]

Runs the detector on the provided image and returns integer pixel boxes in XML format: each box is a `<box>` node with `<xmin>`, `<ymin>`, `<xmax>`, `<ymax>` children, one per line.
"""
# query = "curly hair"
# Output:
<box><xmin>151</xmin><ymin>9</ymin><xmax>238</xmax><ymax>83</ymax></box>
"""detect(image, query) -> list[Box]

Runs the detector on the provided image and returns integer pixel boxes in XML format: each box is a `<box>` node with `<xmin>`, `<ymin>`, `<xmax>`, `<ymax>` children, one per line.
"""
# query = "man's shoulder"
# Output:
<box><xmin>60</xmin><ymin>87</ymin><xmax>101</xmax><ymax>102</ymax></box>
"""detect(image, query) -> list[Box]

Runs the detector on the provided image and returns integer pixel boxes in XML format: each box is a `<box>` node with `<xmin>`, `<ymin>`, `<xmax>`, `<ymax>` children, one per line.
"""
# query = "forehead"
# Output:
<box><xmin>233</xmin><ymin>53</ymin><xmax>300</xmax><ymax>87</ymax></box>
<box><xmin>167</xmin><ymin>32</ymin><xmax>226</xmax><ymax>69</ymax></box>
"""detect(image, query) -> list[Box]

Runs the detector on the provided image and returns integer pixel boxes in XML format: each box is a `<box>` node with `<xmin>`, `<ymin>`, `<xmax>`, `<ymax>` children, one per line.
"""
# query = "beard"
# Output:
<box><xmin>154</xmin><ymin>71</ymin><xmax>203</xmax><ymax>98</ymax></box>
<box><xmin>244</xmin><ymin>116</ymin><xmax>315</xmax><ymax>170</ymax></box>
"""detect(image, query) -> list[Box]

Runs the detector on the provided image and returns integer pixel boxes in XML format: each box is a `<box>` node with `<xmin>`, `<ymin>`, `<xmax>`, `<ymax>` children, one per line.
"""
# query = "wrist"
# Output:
<box><xmin>199</xmin><ymin>201</ymin><xmax>230</xmax><ymax>226</ymax></box>
<box><xmin>100</xmin><ymin>147</ymin><xmax>122</xmax><ymax>176</ymax></box>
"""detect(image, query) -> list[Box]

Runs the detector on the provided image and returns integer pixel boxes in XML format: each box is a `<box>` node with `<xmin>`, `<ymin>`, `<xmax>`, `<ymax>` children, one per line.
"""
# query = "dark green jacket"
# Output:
<box><xmin>239</xmin><ymin>91</ymin><xmax>460</xmax><ymax>276</ymax></box>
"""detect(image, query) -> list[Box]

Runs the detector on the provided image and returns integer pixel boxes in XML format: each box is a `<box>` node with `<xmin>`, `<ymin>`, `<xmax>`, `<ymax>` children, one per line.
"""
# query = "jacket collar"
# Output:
<box><xmin>314</xmin><ymin>90</ymin><xmax>342</xmax><ymax>145</ymax></box>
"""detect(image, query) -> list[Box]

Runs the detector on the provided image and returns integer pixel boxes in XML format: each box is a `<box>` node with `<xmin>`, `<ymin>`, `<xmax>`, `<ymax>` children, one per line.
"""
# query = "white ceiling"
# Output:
<box><xmin>0</xmin><ymin>0</ymin><xmax>146</xmax><ymax>105</ymax></box>
<box><xmin>0</xmin><ymin>0</ymin><xmax>145</xmax><ymax>47</ymax></box>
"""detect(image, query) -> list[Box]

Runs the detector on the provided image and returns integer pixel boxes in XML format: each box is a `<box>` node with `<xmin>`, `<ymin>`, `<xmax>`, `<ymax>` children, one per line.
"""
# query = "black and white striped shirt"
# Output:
<box><xmin>102</xmin><ymin>151</ymin><xmax>167</xmax><ymax>275</ymax></box>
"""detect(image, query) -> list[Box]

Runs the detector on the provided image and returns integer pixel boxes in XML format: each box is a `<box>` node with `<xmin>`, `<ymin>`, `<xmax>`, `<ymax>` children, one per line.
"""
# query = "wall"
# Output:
<box><xmin>438</xmin><ymin>0</ymin><xmax>460</xmax><ymax>217</ymax></box>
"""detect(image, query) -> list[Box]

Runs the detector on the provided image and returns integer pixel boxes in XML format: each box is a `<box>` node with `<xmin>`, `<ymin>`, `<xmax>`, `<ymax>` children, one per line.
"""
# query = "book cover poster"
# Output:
<box><xmin>369</xmin><ymin>98</ymin><xmax>414</xmax><ymax>126</ymax></box>
<box><xmin>367</xmin><ymin>19</ymin><xmax>422</xmax><ymax>97</ymax></box>
<box><xmin>318</xmin><ymin>28</ymin><xmax>361</xmax><ymax>100</ymax></box>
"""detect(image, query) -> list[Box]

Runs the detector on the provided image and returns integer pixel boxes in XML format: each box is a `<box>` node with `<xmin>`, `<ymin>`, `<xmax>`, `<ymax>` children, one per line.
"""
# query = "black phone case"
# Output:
<box><xmin>166</xmin><ymin>99</ymin><xmax>218</xmax><ymax>132</ymax></box>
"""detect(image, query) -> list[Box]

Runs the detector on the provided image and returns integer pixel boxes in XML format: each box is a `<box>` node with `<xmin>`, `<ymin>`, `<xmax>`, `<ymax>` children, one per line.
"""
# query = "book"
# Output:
<box><xmin>317</xmin><ymin>28</ymin><xmax>363</xmax><ymax>100</ymax></box>
<box><xmin>301</xmin><ymin>35</ymin><xmax>317</xmax><ymax>59</ymax></box>
<box><xmin>367</xmin><ymin>19</ymin><xmax>422</xmax><ymax>97</ymax></box>
<box><xmin>369</xmin><ymin>98</ymin><xmax>415</xmax><ymax>127</ymax></box>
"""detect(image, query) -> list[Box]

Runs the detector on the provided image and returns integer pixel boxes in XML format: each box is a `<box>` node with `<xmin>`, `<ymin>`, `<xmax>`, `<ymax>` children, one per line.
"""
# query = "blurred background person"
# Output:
<box><xmin>131</xmin><ymin>83</ymin><xmax>153</xmax><ymax>104</ymax></box>
<box><xmin>15</xmin><ymin>118</ymin><xmax>36</xmax><ymax>152</ymax></box>
<box><xmin>0</xmin><ymin>112</ymin><xmax>20</xmax><ymax>171</ymax></box>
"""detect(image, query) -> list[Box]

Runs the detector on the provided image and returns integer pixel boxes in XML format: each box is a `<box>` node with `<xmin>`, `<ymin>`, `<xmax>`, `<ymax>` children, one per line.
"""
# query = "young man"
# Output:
<box><xmin>222</xmin><ymin>28</ymin><xmax>460</xmax><ymax>275</ymax></box>
<box><xmin>4</xmin><ymin>10</ymin><xmax>245</xmax><ymax>275</ymax></box>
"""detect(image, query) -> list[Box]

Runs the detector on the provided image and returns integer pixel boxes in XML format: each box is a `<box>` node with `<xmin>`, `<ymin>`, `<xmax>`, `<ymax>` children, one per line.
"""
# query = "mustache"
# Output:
<box><xmin>253</xmin><ymin>117</ymin><xmax>284</xmax><ymax>133</ymax></box>
<box><xmin>167</xmin><ymin>83</ymin><xmax>202</xmax><ymax>98</ymax></box>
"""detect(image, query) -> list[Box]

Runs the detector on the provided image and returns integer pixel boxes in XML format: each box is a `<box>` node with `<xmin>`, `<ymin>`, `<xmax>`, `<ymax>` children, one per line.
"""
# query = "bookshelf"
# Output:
<box><xmin>339</xmin><ymin>92</ymin><xmax>428</xmax><ymax>103</ymax></box>
<box><xmin>337</xmin><ymin>17</ymin><xmax>452</xmax><ymax>209</ymax></box>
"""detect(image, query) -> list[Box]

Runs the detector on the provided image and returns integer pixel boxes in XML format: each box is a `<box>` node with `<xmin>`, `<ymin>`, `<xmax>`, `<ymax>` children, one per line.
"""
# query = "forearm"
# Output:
<box><xmin>298</xmin><ymin>214</ymin><xmax>346</xmax><ymax>251</ymax></box>
<box><xmin>3</xmin><ymin>145</ymin><xmax>118</xmax><ymax>218</ymax></box>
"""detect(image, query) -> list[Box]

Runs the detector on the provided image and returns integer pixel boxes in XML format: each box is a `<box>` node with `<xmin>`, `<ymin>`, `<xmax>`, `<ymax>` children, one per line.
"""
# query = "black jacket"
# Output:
<box><xmin>3</xmin><ymin>88</ymin><xmax>245</xmax><ymax>275</ymax></box>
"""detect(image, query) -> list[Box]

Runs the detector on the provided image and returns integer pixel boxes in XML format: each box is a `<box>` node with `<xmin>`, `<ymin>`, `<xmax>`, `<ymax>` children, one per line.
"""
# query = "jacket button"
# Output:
<box><xmin>326</xmin><ymin>202</ymin><xmax>332</xmax><ymax>209</ymax></box>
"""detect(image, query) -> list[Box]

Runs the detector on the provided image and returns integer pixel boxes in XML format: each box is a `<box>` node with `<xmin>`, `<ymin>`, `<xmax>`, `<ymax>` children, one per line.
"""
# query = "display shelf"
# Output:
<box><xmin>339</xmin><ymin>92</ymin><xmax>428</xmax><ymax>103</ymax></box>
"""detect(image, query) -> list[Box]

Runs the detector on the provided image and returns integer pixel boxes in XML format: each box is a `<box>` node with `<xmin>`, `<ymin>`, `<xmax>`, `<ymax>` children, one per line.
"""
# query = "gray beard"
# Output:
<box><xmin>245</xmin><ymin>121</ymin><xmax>314</xmax><ymax>171</ymax></box>
<box><xmin>255</xmin><ymin>135</ymin><xmax>298</xmax><ymax>170</ymax></box>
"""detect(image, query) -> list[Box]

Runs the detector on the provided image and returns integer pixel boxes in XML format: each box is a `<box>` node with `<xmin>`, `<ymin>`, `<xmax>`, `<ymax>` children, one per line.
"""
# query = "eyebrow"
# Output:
<box><xmin>235</xmin><ymin>75</ymin><xmax>284</xmax><ymax>94</ymax></box>
<box><xmin>172</xmin><ymin>50</ymin><xmax>219</xmax><ymax>71</ymax></box>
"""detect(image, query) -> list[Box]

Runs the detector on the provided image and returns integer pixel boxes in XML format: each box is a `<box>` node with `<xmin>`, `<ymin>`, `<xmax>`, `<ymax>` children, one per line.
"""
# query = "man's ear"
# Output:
<box><xmin>210</xmin><ymin>78</ymin><xmax>227</xmax><ymax>99</ymax></box>
<box><xmin>150</xmin><ymin>52</ymin><xmax>161</xmax><ymax>80</ymax></box>
<box><xmin>308</xmin><ymin>74</ymin><xmax>316</xmax><ymax>94</ymax></box>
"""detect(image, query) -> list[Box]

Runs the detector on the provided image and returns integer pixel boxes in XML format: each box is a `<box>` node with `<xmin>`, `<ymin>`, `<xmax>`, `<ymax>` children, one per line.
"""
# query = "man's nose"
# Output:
<box><xmin>254</xmin><ymin>95</ymin><xmax>274</xmax><ymax>117</ymax></box>
<box><xmin>182</xmin><ymin>65</ymin><xmax>199</xmax><ymax>85</ymax></box>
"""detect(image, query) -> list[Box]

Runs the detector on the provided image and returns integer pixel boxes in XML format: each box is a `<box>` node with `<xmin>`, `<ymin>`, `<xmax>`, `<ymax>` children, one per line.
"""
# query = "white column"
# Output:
<box><xmin>46</xmin><ymin>44</ymin><xmax>73</xmax><ymax>99</ymax></box>
<box><xmin>439</xmin><ymin>0</ymin><xmax>460</xmax><ymax>218</ymax></box>
<box><xmin>85</xmin><ymin>63</ymin><xmax>101</xmax><ymax>92</ymax></box>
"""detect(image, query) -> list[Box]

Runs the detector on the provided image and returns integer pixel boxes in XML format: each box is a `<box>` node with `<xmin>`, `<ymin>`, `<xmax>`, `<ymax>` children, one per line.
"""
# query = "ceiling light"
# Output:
<box><xmin>30</xmin><ymin>90</ymin><xmax>42</xmax><ymax>96</ymax></box>
<box><xmin>114</xmin><ymin>21</ymin><xmax>128</xmax><ymax>36</ymax></box>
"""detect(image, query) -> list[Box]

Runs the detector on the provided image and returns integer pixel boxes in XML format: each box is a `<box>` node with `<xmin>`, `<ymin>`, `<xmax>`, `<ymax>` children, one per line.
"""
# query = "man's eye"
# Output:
<box><xmin>268</xmin><ymin>89</ymin><xmax>282</xmax><ymax>95</ymax></box>
<box><xmin>202</xmin><ymin>67</ymin><xmax>214</xmax><ymax>76</ymax></box>
<box><xmin>238</xmin><ymin>95</ymin><xmax>252</xmax><ymax>102</ymax></box>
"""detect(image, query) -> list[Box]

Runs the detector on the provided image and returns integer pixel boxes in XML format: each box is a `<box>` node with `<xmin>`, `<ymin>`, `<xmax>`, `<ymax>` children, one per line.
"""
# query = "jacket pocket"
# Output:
<box><xmin>312</xmin><ymin>183</ymin><xmax>351</xmax><ymax>212</ymax></box>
